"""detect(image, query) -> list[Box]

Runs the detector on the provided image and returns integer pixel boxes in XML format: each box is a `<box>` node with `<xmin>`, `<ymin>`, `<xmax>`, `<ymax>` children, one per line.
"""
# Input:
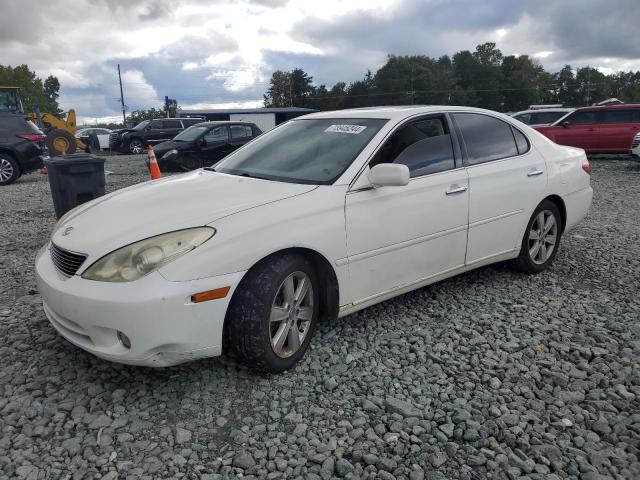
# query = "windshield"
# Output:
<box><xmin>214</xmin><ymin>118</ymin><xmax>387</xmax><ymax>184</ymax></box>
<box><xmin>132</xmin><ymin>120</ymin><xmax>150</xmax><ymax>130</ymax></box>
<box><xmin>174</xmin><ymin>125</ymin><xmax>208</xmax><ymax>141</ymax></box>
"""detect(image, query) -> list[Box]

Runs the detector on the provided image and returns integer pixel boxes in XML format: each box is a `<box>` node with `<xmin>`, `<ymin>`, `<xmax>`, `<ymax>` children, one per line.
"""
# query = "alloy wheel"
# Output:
<box><xmin>130</xmin><ymin>141</ymin><xmax>144</xmax><ymax>154</ymax></box>
<box><xmin>528</xmin><ymin>210</ymin><xmax>558</xmax><ymax>265</ymax></box>
<box><xmin>269</xmin><ymin>271</ymin><xmax>314</xmax><ymax>358</ymax></box>
<box><xmin>0</xmin><ymin>158</ymin><xmax>14</xmax><ymax>182</ymax></box>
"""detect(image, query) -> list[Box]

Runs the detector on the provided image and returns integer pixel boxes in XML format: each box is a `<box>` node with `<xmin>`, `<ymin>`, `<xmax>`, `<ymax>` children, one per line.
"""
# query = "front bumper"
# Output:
<box><xmin>35</xmin><ymin>243</ymin><xmax>245</xmax><ymax>367</ymax></box>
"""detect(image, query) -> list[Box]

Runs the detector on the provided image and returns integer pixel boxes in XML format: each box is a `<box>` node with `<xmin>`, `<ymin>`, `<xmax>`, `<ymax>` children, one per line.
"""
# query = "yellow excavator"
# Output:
<box><xmin>0</xmin><ymin>86</ymin><xmax>85</xmax><ymax>156</ymax></box>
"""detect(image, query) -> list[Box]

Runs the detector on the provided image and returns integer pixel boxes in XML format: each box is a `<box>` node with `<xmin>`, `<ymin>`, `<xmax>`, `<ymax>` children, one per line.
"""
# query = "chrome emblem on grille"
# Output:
<box><xmin>62</xmin><ymin>226</ymin><xmax>74</xmax><ymax>236</ymax></box>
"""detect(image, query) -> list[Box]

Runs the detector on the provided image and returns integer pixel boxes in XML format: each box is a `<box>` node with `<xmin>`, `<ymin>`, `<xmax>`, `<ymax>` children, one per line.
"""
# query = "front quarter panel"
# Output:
<box><xmin>159</xmin><ymin>185</ymin><xmax>349</xmax><ymax>302</ymax></box>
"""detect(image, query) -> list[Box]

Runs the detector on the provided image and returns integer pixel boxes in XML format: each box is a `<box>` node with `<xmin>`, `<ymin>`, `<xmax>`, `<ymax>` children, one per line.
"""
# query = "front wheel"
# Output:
<box><xmin>179</xmin><ymin>154</ymin><xmax>202</xmax><ymax>171</ymax></box>
<box><xmin>225</xmin><ymin>254</ymin><xmax>319</xmax><ymax>373</ymax></box>
<box><xmin>0</xmin><ymin>154</ymin><xmax>19</xmax><ymax>185</ymax></box>
<box><xmin>129</xmin><ymin>139</ymin><xmax>145</xmax><ymax>154</ymax></box>
<box><xmin>512</xmin><ymin>200</ymin><xmax>562</xmax><ymax>273</ymax></box>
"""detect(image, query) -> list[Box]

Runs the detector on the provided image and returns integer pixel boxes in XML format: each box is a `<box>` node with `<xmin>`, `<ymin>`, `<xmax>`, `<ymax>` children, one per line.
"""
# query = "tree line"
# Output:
<box><xmin>0</xmin><ymin>64</ymin><xmax>61</xmax><ymax>114</ymax></box>
<box><xmin>263</xmin><ymin>42</ymin><xmax>640</xmax><ymax>112</ymax></box>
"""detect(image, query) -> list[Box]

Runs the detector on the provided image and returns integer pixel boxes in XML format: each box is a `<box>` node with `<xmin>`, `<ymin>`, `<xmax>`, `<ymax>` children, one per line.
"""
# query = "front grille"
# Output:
<box><xmin>631</xmin><ymin>134</ymin><xmax>640</xmax><ymax>149</ymax></box>
<box><xmin>50</xmin><ymin>243</ymin><xmax>87</xmax><ymax>277</ymax></box>
<box><xmin>108</xmin><ymin>132</ymin><xmax>121</xmax><ymax>149</ymax></box>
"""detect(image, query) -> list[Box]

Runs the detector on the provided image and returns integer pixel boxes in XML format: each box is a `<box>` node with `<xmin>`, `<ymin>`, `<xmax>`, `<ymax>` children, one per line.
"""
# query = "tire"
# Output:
<box><xmin>0</xmin><ymin>154</ymin><xmax>19</xmax><ymax>186</ymax></box>
<box><xmin>129</xmin><ymin>138</ymin><xmax>145</xmax><ymax>155</ymax></box>
<box><xmin>179</xmin><ymin>154</ymin><xmax>202</xmax><ymax>172</ymax></box>
<box><xmin>512</xmin><ymin>200</ymin><xmax>562</xmax><ymax>273</ymax></box>
<box><xmin>46</xmin><ymin>128</ymin><xmax>77</xmax><ymax>156</ymax></box>
<box><xmin>226</xmin><ymin>253</ymin><xmax>319</xmax><ymax>373</ymax></box>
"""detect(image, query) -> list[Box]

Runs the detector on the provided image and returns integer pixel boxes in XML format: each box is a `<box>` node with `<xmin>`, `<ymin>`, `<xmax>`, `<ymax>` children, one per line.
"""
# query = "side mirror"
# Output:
<box><xmin>199</xmin><ymin>137</ymin><xmax>207</xmax><ymax>146</ymax></box>
<box><xmin>561</xmin><ymin>121</ymin><xmax>570</xmax><ymax>128</ymax></box>
<box><xmin>369</xmin><ymin>164</ymin><xmax>410</xmax><ymax>187</ymax></box>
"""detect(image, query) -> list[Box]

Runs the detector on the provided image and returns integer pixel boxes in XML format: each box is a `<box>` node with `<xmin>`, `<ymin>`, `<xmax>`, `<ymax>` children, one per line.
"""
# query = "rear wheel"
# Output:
<box><xmin>226</xmin><ymin>253</ymin><xmax>319</xmax><ymax>373</ymax></box>
<box><xmin>512</xmin><ymin>200</ymin><xmax>562</xmax><ymax>273</ymax></box>
<box><xmin>0</xmin><ymin>154</ymin><xmax>19</xmax><ymax>185</ymax></box>
<box><xmin>179</xmin><ymin>154</ymin><xmax>202</xmax><ymax>171</ymax></box>
<box><xmin>46</xmin><ymin>128</ymin><xmax>77</xmax><ymax>156</ymax></box>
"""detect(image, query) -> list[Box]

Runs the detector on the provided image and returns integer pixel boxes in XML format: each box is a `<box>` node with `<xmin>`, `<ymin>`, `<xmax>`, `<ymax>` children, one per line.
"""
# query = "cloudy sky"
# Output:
<box><xmin>1</xmin><ymin>0</ymin><xmax>639</xmax><ymax>123</ymax></box>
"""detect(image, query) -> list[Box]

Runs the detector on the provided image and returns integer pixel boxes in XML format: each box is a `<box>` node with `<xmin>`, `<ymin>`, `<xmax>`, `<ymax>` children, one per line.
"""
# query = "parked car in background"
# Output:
<box><xmin>631</xmin><ymin>132</ymin><xmax>640</xmax><ymax>159</ymax></box>
<box><xmin>512</xmin><ymin>108</ymin><xmax>574</xmax><ymax>126</ymax></box>
<box><xmin>153</xmin><ymin>121</ymin><xmax>262</xmax><ymax>171</ymax></box>
<box><xmin>535</xmin><ymin>104</ymin><xmax>640</xmax><ymax>153</ymax></box>
<box><xmin>36</xmin><ymin>106</ymin><xmax>592</xmax><ymax>372</ymax></box>
<box><xmin>109</xmin><ymin>117</ymin><xmax>204</xmax><ymax>154</ymax></box>
<box><xmin>76</xmin><ymin>128</ymin><xmax>112</xmax><ymax>150</ymax></box>
<box><xmin>0</xmin><ymin>113</ymin><xmax>48</xmax><ymax>185</ymax></box>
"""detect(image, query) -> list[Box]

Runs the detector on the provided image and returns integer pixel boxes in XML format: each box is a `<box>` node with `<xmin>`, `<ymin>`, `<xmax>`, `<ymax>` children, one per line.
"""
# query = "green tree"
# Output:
<box><xmin>263</xmin><ymin>68</ymin><xmax>315</xmax><ymax>108</ymax></box>
<box><xmin>126</xmin><ymin>104</ymin><xmax>179</xmax><ymax>127</ymax></box>
<box><xmin>501</xmin><ymin>55</ymin><xmax>542</xmax><ymax>111</ymax></box>
<box><xmin>0</xmin><ymin>64</ymin><xmax>61</xmax><ymax>113</ymax></box>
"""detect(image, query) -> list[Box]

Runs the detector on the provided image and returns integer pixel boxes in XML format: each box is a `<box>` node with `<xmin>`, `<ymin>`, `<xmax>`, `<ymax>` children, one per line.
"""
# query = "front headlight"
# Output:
<box><xmin>53</xmin><ymin>204</ymin><xmax>84</xmax><ymax>233</ymax></box>
<box><xmin>82</xmin><ymin>227</ymin><xmax>215</xmax><ymax>282</ymax></box>
<box><xmin>162</xmin><ymin>149</ymin><xmax>178</xmax><ymax>159</ymax></box>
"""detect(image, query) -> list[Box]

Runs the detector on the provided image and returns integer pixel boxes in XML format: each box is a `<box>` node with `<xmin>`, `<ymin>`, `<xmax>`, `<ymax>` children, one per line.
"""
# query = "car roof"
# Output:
<box><xmin>513</xmin><ymin>108</ymin><xmax>574</xmax><ymax>115</ymax></box>
<box><xmin>301</xmin><ymin>105</ymin><xmax>516</xmax><ymax>121</ymax></box>
<box><xmin>191</xmin><ymin>121</ymin><xmax>256</xmax><ymax>127</ymax></box>
<box><xmin>574</xmin><ymin>103</ymin><xmax>640</xmax><ymax>112</ymax></box>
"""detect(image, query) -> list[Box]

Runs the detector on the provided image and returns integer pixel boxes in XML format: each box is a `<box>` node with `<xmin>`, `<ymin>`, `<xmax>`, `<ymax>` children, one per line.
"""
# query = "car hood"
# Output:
<box><xmin>153</xmin><ymin>140</ymin><xmax>189</xmax><ymax>154</ymax></box>
<box><xmin>51</xmin><ymin>170</ymin><xmax>317</xmax><ymax>258</ymax></box>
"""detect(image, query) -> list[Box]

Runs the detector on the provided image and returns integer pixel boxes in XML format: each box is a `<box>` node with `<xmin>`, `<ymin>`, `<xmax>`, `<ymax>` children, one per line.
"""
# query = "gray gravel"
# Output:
<box><xmin>1</xmin><ymin>154</ymin><xmax>639</xmax><ymax>479</ymax></box>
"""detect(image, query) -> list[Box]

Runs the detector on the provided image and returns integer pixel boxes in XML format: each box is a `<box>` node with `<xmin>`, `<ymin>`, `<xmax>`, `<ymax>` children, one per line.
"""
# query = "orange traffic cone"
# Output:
<box><xmin>40</xmin><ymin>166</ymin><xmax>48</xmax><ymax>174</ymax></box>
<box><xmin>147</xmin><ymin>145</ymin><xmax>162</xmax><ymax>180</ymax></box>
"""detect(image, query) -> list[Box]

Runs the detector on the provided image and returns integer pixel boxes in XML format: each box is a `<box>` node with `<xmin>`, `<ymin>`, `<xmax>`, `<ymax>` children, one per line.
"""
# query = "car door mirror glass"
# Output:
<box><xmin>562</xmin><ymin>121</ymin><xmax>570</xmax><ymax>127</ymax></box>
<box><xmin>369</xmin><ymin>164</ymin><xmax>410</xmax><ymax>187</ymax></box>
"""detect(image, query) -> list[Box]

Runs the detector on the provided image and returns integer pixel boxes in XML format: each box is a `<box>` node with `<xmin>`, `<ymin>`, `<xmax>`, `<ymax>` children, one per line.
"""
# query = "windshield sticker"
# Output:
<box><xmin>325</xmin><ymin>124</ymin><xmax>367</xmax><ymax>134</ymax></box>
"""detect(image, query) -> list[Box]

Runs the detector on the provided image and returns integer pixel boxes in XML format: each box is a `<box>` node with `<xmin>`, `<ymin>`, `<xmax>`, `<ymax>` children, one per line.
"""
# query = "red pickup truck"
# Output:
<box><xmin>534</xmin><ymin>104</ymin><xmax>640</xmax><ymax>153</ymax></box>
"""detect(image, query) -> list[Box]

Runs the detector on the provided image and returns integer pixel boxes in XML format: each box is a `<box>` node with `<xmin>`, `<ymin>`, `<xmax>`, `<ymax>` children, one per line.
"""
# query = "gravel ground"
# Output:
<box><xmin>0</xmin><ymin>154</ymin><xmax>639</xmax><ymax>480</ymax></box>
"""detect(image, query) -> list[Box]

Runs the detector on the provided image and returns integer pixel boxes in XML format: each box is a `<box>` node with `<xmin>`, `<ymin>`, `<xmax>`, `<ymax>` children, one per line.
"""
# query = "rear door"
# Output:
<box><xmin>551</xmin><ymin>110</ymin><xmax>601</xmax><ymax>151</ymax></box>
<box><xmin>163</xmin><ymin>119</ymin><xmax>184</xmax><ymax>140</ymax></box>
<box><xmin>229</xmin><ymin>125</ymin><xmax>254</xmax><ymax>150</ymax></box>
<box><xmin>600</xmin><ymin>109</ymin><xmax>640</xmax><ymax>152</ymax></box>
<box><xmin>452</xmin><ymin>112</ymin><xmax>546</xmax><ymax>264</ymax></box>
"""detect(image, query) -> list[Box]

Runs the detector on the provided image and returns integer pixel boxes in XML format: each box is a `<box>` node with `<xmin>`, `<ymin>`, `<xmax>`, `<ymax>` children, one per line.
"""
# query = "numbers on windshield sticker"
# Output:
<box><xmin>325</xmin><ymin>125</ymin><xmax>367</xmax><ymax>134</ymax></box>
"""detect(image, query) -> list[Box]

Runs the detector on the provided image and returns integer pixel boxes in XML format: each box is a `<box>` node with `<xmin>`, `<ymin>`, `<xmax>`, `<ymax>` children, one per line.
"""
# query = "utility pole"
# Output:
<box><xmin>117</xmin><ymin>64</ymin><xmax>126</xmax><ymax>126</ymax></box>
<box><xmin>410</xmin><ymin>64</ymin><xmax>415</xmax><ymax>105</ymax></box>
<box><xmin>585</xmin><ymin>67</ymin><xmax>592</xmax><ymax>106</ymax></box>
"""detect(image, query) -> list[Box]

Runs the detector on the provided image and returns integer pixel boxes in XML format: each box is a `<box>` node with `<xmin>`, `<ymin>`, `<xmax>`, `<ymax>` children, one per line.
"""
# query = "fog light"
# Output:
<box><xmin>117</xmin><ymin>331</ymin><xmax>131</xmax><ymax>349</ymax></box>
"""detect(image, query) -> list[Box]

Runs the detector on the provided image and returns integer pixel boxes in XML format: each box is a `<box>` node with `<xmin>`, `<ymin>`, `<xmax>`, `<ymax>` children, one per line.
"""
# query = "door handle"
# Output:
<box><xmin>445</xmin><ymin>185</ymin><xmax>468</xmax><ymax>195</ymax></box>
<box><xmin>527</xmin><ymin>169</ymin><xmax>544</xmax><ymax>177</ymax></box>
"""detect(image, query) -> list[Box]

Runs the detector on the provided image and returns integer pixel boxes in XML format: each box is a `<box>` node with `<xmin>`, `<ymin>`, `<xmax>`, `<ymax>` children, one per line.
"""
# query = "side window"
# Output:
<box><xmin>514</xmin><ymin>113</ymin><xmax>531</xmax><ymax>125</ymax></box>
<box><xmin>512</xmin><ymin>127</ymin><xmax>530</xmax><ymax>155</ymax></box>
<box><xmin>230</xmin><ymin>125</ymin><xmax>249</xmax><ymax>140</ymax></box>
<box><xmin>535</xmin><ymin>111</ymin><xmax>565</xmax><ymax>125</ymax></box>
<box><xmin>370</xmin><ymin>116</ymin><xmax>455</xmax><ymax>177</ymax></box>
<box><xmin>602</xmin><ymin>110</ymin><xmax>639</xmax><ymax>124</ymax></box>
<box><xmin>452</xmin><ymin>113</ymin><xmax>518</xmax><ymax>165</ymax></box>
<box><xmin>163</xmin><ymin>119</ymin><xmax>182</xmax><ymax>129</ymax></box>
<box><xmin>565</xmin><ymin>111</ymin><xmax>599</xmax><ymax>125</ymax></box>
<box><xmin>204</xmin><ymin>126</ymin><xmax>228</xmax><ymax>143</ymax></box>
<box><xmin>149</xmin><ymin>119</ymin><xmax>163</xmax><ymax>130</ymax></box>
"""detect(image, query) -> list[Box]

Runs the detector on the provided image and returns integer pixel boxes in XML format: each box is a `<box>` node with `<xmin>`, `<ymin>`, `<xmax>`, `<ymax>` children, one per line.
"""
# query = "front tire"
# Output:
<box><xmin>179</xmin><ymin>154</ymin><xmax>202</xmax><ymax>172</ymax></box>
<box><xmin>512</xmin><ymin>200</ymin><xmax>562</xmax><ymax>273</ymax></box>
<box><xmin>0</xmin><ymin>154</ymin><xmax>19</xmax><ymax>185</ymax></box>
<box><xmin>226</xmin><ymin>253</ymin><xmax>319</xmax><ymax>373</ymax></box>
<box><xmin>129</xmin><ymin>139</ymin><xmax>145</xmax><ymax>154</ymax></box>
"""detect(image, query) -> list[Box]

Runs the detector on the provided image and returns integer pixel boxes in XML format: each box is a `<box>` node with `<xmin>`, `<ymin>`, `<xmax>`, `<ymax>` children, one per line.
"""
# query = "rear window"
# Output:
<box><xmin>163</xmin><ymin>119</ymin><xmax>183</xmax><ymax>129</ymax></box>
<box><xmin>453</xmin><ymin>113</ymin><xmax>518</xmax><ymax>165</ymax></box>
<box><xmin>534</xmin><ymin>111</ymin><xmax>567</xmax><ymax>124</ymax></box>
<box><xmin>565</xmin><ymin>110</ymin><xmax>599</xmax><ymax>125</ymax></box>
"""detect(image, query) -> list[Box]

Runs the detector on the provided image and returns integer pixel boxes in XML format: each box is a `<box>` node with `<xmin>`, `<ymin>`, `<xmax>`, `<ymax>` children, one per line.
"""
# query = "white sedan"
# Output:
<box><xmin>36</xmin><ymin>106</ymin><xmax>593</xmax><ymax>372</ymax></box>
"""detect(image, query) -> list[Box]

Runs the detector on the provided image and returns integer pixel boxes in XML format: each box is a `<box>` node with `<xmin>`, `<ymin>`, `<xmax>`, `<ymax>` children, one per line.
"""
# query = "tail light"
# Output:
<box><xmin>581</xmin><ymin>159</ymin><xmax>591</xmax><ymax>175</ymax></box>
<box><xmin>17</xmin><ymin>133</ymin><xmax>46</xmax><ymax>142</ymax></box>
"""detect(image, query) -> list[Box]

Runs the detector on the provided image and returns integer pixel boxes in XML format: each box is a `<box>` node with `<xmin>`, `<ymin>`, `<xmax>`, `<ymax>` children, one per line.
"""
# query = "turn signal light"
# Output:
<box><xmin>191</xmin><ymin>286</ymin><xmax>230</xmax><ymax>303</ymax></box>
<box><xmin>582</xmin><ymin>160</ymin><xmax>592</xmax><ymax>175</ymax></box>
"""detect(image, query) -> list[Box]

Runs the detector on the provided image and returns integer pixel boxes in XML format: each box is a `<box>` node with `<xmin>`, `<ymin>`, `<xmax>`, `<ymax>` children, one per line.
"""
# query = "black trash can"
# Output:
<box><xmin>44</xmin><ymin>153</ymin><xmax>106</xmax><ymax>219</ymax></box>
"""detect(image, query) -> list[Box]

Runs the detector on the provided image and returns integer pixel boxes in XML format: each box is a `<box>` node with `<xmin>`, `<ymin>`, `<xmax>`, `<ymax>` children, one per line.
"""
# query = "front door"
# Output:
<box><xmin>201</xmin><ymin>126</ymin><xmax>232</xmax><ymax>166</ymax></box>
<box><xmin>345</xmin><ymin>115</ymin><xmax>469</xmax><ymax>304</ymax></box>
<box><xmin>451</xmin><ymin>112</ymin><xmax>547</xmax><ymax>264</ymax></box>
<box><xmin>551</xmin><ymin>110</ymin><xmax>601</xmax><ymax>151</ymax></box>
